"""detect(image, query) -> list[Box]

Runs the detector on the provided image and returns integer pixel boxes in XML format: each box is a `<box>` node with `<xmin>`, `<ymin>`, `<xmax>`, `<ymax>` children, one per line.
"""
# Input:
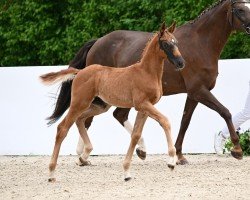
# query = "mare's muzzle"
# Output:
<box><xmin>246</xmin><ymin>25</ymin><xmax>250</xmax><ymax>35</ymax></box>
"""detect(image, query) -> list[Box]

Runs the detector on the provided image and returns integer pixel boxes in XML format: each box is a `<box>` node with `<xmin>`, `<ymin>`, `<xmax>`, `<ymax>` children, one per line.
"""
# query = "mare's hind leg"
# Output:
<box><xmin>113</xmin><ymin>107</ymin><xmax>147</xmax><ymax>160</ymax></box>
<box><xmin>136</xmin><ymin>102</ymin><xmax>177</xmax><ymax>169</ymax></box>
<box><xmin>123</xmin><ymin>111</ymin><xmax>148</xmax><ymax>181</ymax></box>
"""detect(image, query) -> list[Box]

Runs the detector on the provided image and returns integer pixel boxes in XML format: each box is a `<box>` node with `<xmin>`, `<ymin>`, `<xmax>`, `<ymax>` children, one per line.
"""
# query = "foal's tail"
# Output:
<box><xmin>45</xmin><ymin>39</ymin><xmax>97</xmax><ymax>125</ymax></box>
<box><xmin>40</xmin><ymin>68</ymin><xmax>79</xmax><ymax>85</ymax></box>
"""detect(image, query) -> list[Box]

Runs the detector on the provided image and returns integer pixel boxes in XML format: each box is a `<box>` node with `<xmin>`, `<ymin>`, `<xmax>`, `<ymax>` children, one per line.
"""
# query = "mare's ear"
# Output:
<box><xmin>168</xmin><ymin>21</ymin><xmax>176</xmax><ymax>33</ymax></box>
<box><xmin>159</xmin><ymin>22</ymin><xmax>166</xmax><ymax>37</ymax></box>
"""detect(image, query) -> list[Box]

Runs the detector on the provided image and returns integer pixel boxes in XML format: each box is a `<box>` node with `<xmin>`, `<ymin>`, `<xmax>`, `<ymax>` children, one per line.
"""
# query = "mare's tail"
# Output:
<box><xmin>40</xmin><ymin>68</ymin><xmax>79</xmax><ymax>85</ymax></box>
<box><xmin>45</xmin><ymin>39</ymin><xmax>97</xmax><ymax>125</ymax></box>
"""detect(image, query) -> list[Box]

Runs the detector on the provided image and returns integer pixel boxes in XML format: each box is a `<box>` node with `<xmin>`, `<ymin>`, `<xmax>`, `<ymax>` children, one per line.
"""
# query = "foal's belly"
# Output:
<box><xmin>98</xmin><ymin>92</ymin><xmax>134</xmax><ymax>108</ymax></box>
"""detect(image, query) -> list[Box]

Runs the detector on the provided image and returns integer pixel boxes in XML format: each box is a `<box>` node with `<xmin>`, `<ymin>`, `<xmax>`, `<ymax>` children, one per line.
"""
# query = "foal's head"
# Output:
<box><xmin>158</xmin><ymin>22</ymin><xmax>185</xmax><ymax>70</ymax></box>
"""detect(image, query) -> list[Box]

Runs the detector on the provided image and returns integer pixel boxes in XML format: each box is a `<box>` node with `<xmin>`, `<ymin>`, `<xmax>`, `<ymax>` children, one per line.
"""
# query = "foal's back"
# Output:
<box><xmin>73</xmin><ymin>62</ymin><xmax>160</xmax><ymax>108</ymax></box>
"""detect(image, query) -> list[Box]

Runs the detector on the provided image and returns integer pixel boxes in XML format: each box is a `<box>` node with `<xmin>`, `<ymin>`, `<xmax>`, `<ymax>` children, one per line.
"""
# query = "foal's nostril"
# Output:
<box><xmin>176</xmin><ymin>57</ymin><xmax>185</xmax><ymax>69</ymax></box>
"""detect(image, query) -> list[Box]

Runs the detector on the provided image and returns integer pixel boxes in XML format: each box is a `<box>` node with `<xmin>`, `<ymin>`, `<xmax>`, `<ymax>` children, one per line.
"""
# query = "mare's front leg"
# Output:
<box><xmin>175</xmin><ymin>97</ymin><xmax>198</xmax><ymax>165</ymax></box>
<box><xmin>113</xmin><ymin>107</ymin><xmax>147</xmax><ymax>160</ymax></box>
<box><xmin>123</xmin><ymin>112</ymin><xmax>148</xmax><ymax>181</ymax></box>
<box><xmin>191</xmin><ymin>87</ymin><xmax>243</xmax><ymax>159</ymax></box>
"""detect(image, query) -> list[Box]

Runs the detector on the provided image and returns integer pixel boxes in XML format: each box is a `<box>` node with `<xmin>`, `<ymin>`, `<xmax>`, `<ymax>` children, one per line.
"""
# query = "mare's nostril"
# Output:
<box><xmin>246</xmin><ymin>26</ymin><xmax>250</xmax><ymax>34</ymax></box>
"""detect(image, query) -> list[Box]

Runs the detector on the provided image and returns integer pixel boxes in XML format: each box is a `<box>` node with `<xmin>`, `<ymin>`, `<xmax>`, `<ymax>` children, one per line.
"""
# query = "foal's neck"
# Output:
<box><xmin>140</xmin><ymin>34</ymin><xmax>165</xmax><ymax>78</ymax></box>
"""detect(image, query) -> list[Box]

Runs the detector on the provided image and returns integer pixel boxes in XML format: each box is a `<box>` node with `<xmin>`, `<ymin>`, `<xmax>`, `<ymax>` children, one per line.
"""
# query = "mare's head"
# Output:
<box><xmin>158</xmin><ymin>22</ymin><xmax>185</xmax><ymax>70</ymax></box>
<box><xmin>229</xmin><ymin>0</ymin><xmax>250</xmax><ymax>34</ymax></box>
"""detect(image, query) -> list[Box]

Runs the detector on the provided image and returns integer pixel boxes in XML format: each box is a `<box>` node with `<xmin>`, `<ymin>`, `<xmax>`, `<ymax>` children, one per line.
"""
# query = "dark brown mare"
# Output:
<box><xmin>41</xmin><ymin>23</ymin><xmax>185</xmax><ymax>181</ymax></box>
<box><xmin>48</xmin><ymin>0</ymin><xmax>250</xmax><ymax>164</ymax></box>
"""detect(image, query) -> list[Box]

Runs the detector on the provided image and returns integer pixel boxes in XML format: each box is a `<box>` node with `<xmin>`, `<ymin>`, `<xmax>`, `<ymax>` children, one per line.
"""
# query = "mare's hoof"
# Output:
<box><xmin>231</xmin><ymin>150</ymin><xmax>243</xmax><ymax>160</ymax></box>
<box><xmin>136</xmin><ymin>148</ymin><xmax>146</xmax><ymax>160</ymax></box>
<box><xmin>176</xmin><ymin>158</ymin><xmax>189</xmax><ymax>165</ymax></box>
<box><xmin>124</xmin><ymin>177</ymin><xmax>132</xmax><ymax>182</ymax></box>
<box><xmin>77</xmin><ymin>157</ymin><xmax>92</xmax><ymax>166</ymax></box>
<box><xmin>48</xmin><ymin>178</ymin><xmax>56</xmax><ymax>183</ymax></box>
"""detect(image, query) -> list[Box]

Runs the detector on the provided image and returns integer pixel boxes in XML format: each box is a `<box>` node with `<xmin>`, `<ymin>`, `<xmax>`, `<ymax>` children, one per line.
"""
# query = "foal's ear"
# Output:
<box><xmin>159</xmin><ymin>22</ymin><xmax>166</xmax><ymax>36</ymax></box>
<box><xmin>168</xmin><ymin>21</ymin><xmax>176</xmax><ymax>33</ymax></box>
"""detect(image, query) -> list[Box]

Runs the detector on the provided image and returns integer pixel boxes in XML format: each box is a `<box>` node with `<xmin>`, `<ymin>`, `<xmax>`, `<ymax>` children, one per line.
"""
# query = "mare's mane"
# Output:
<box><xmin>190</xmin><ymin>0</ymin><xmax>227</xmax><ymax>24</ymax></box>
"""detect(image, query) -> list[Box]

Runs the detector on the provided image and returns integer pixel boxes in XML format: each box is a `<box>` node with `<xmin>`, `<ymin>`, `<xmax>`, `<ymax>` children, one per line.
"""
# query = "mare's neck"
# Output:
<box><xmin>139</xmin><ymin>34</ymin><xmax>165</xmax><ymax>78</ymax></box>
<box><xmin>190</xmin><ymin>0</ymin><xmax>232</xmax><ymax>58</ymax></box>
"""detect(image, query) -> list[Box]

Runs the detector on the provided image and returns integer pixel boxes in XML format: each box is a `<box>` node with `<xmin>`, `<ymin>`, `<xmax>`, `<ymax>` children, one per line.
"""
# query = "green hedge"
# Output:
<box><xmin>0</xmin><ymin>0</ymin><xmax>249</xmax><ymax>66</ymax></box>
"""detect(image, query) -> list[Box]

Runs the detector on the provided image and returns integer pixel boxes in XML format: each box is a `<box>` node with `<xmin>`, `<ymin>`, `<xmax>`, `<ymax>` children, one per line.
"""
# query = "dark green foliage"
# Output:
<box><xmin>225</xmin><ymin>130</ymin><xmax>250</xmax><ymax>156</ymax></box>
<box><xmin>0</xmin><ymin>0</ymin><xmax>249</xmax><ymax>66</ymax></box>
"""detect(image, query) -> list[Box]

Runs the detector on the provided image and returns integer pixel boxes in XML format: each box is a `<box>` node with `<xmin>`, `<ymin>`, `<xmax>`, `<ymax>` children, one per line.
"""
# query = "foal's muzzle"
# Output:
<box><xmin>173</xmin><ymin>56</ymin><xmax>185</xmax><ymax>70</ymax></box>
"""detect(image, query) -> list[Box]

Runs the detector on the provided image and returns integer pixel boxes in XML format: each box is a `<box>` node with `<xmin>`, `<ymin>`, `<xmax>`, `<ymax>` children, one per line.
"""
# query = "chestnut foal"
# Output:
<box><xmin>40</xmin><ymin>22</ymin><xmax>185</xmax><ymax>182</ymax></box>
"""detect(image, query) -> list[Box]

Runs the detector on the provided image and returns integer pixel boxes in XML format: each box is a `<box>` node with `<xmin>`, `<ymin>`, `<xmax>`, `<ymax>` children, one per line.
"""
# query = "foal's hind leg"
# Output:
<box><xmin>49</xmin><ymin>88</ymin><xmax>95</xmax><ymax>182</ymax></box>
<box><xmin>48</xmin><ymin>107</ymin><xmax>86</xmax><ymax>182</ymax></box>
<box><xmin>136</xmin><ymin>102</ymin><xmax>177</xmax><ymax>169</ymax></box>
<box><xmin>113</xmin><ymin>107</ymin><xmax>147</xmax><ymax>160</ymax></box>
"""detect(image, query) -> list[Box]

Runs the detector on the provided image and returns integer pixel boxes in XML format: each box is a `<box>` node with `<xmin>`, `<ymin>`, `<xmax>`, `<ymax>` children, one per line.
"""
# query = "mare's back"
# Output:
<box><xmin>86</xmin><ymin>30</ymin><xmax>153</xmax><ymax>68</ymax></box>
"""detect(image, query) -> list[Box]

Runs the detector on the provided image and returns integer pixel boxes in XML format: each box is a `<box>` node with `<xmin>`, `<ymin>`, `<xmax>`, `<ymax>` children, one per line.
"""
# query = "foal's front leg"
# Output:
<box><xmin>75</xmin><ymin>118</ymin><xmax>93</xmax><ymax>166</ymax></box>
<box><xmin>123</xmin><ymin>112</ymin><xmax>148</xmax><ymax>181</ymax></box>
<box><xmin>75</xmin><ymin>104</ymin><xmax>112</xmax><ymax>164</ymax></box>
<box><xmin>138</xmin><ymin>102</ymin><xmax>177</xmax><ymax>168</ymax></box>
<box><xmin>76</xmin><ymin>117</ymin><xmax>94</xmax><ymax>155</ymax></box>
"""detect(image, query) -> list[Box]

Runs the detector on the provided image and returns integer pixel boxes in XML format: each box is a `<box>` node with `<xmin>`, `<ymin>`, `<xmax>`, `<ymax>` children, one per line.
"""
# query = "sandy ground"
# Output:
<box><xmin>0</xmin><ymin>154</ymin><xmax>250</xmax><ymax>200</ymax></box>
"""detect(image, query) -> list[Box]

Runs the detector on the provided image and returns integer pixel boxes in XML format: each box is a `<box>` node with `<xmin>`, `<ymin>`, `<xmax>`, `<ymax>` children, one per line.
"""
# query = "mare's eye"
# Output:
<box><xmin>238</xmin><ymin>9</ymin><xmax>245</xmax><ymax>14</ymax></box>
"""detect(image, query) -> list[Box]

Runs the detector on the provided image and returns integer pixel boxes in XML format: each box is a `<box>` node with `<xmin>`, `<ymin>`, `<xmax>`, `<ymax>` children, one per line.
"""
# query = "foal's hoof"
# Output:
<box><xmin>48</xmin><ymin>178</ymin><xmax>56</xmax><ymax>183</ymax></box>
<box><xmin>124</xmin><ymin>177</ymin><xmax>132</xmax><ymax>182</ymax></box>
<box><xmin>167</xmin><ymin>156</ymin><xmax>177</xmax><ymax>170</ymax></box>
<box><xmin>77</xmin><ymin>157</ymin><xmax>92</xmax><ymax>166</ymax></box>
<box><xmin>167</xmin><ymin>164</ymin><xmax>175</xmax><ymax>170</ymax></box>
<box><xmin>231</xmin><ymin>150</ymin><xmax>243</xmax><ymax>160</ymax></box>
<box><xmin>136</xmin><ymin>148</ymin><xmax>146</xmax><ymax>160</ymax></box>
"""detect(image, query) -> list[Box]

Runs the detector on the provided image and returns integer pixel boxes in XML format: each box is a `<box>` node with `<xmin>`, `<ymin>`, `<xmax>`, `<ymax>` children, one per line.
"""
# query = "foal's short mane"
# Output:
<box><xmin>190</xmin><ymin>0</ymin><xmax>227</xmax><ymax>24</ymax></box>
<box><xmin>140</xmin><ymin>32</ymin><xmax>158</xmax><ymax>62</ymax></box>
